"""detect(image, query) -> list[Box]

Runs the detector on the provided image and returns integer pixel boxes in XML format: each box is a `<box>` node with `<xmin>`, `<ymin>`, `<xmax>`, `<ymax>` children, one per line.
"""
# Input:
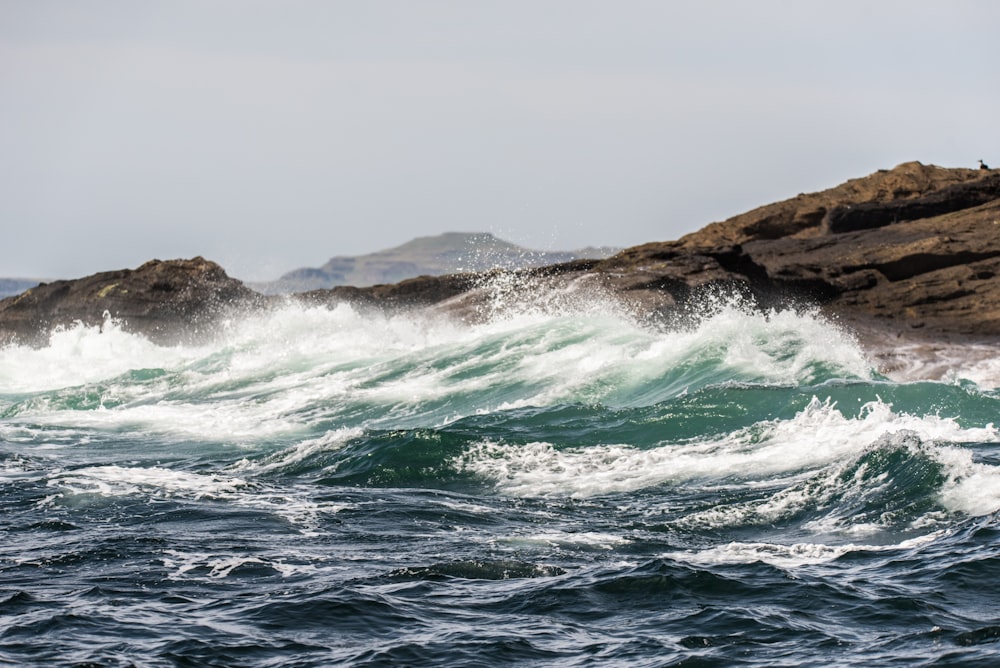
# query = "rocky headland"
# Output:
<box><xmin>3</xmin><ymin>161</ymin><xmax>999</xmax><ymax>369</ymax></box>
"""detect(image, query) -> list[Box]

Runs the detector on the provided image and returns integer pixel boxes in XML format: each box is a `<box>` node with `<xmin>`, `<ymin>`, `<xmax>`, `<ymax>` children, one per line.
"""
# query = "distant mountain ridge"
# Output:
<box><xmin>254</xmin><ymin>232</ymin><xmax>619</xmax><ymax>294</ymax></box>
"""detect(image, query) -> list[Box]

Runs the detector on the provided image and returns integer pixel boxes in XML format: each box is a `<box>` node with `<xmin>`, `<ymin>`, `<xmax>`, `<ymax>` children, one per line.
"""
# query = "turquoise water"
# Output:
<box><xmin>2</xmin><ymin>294</ymin><xmax>1000</xmax><ymax>666</ymax></box>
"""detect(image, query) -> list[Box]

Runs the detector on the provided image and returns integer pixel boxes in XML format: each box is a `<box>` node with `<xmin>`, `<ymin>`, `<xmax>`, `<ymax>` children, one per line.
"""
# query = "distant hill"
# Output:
<box><xmin>254</xmin><ymin>232</ymin><xmax>619</xmax><ymax>294</ymax></box>
<box><xmin>0</xmin><ymin>278</ymin><xmax>41</xmax><ymax>299</ymax></box>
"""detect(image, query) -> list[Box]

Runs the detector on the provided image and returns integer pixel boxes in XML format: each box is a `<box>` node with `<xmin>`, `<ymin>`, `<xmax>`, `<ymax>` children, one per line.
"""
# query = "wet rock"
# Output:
<box><xmin>0</xmin><ymin>257</ymin><xmax>265</xmax><ymax>346</ymax></box>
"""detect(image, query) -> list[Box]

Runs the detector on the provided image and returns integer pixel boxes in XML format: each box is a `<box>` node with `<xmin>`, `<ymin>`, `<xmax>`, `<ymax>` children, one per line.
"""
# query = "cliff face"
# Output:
<box><xmin>2</xmin><ymin>161</ymin><xmax>999</xmax><ymax>347</ymax></box>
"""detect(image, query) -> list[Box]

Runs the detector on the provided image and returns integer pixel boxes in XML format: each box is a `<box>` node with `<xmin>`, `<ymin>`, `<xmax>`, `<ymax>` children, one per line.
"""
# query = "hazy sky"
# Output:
<box><xmin>1</xmin><ymin>1</ymin><xmax>998</xmax><ymax>281</ymax></box>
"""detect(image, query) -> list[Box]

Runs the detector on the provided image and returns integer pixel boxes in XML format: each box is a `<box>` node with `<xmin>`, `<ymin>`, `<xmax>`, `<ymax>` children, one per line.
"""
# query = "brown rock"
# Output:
<box><xmin>677</xmin><ymin>161</ymin><xmax>991</xmax><ymax>246</ymax></box>
<box><xmin>823</xmin><ymin>172</ymin><xmax>1000</xmax><ymax>233</ymax></box>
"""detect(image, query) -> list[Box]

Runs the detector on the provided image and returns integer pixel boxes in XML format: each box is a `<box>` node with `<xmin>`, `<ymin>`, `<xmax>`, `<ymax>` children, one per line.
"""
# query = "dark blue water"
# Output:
<box><xmin>2</xmin><ymin>300</ymin><xmax>1000</xmax><ymax>666</ymax></box>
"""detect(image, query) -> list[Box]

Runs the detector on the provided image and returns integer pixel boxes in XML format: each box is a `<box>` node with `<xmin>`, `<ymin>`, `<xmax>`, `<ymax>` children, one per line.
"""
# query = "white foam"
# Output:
<box><xmin>47</xmin><ymin>465</ymin><xmax>250</xmax><ymax>499</ymax></box>
<box><xmin>934</xmin><ymin>444</ymin><xmax>1000</xmax><ymax>516</ymax></box>
<box><xmin>0</xmin><ymin>319</ymin><xmax>206</xmax><ymax>393</ymax></box>
<box><xmin>44</xmin><ymin>464</ymin><xmax>345</xmax><ymax>533</ymax></box>
<box><xmin>454</xmin><ymin>397</ymin><xmax>999</xmax><ymax>499</ymax></box>
<box><xmin>160</xmin><ymin>549</ymin><xmax>323</xmax><ymax>580</ymax></box>
<box><xmin>229</xmin><ymin>427</ymin><xmax>362</xmax><ymax>475</ymax></box>
<box><xmin>665</xmin><ymin>532</ymin><xmax>943</xmax><ymax>569</ymax></box>
<box><xmin>2</xmin><ymin>299</ymin><xmax>874</xmax><ymax>434</ymax></box>
<box><xmin>498</xmin><ymin>531</ymin><xmax>630</xmax><ymax>551</ymax></box>
<box><xmin>683</xmin><ymin>303</ymin><xmax>872</xmax><ymax>385</ymax></box>
<box><xmin>0</xmin><ymin>454</ymin><xmax>50</xmax><ymax>484</ymax></box>
<box><xmin>3</xmin><ymin>296</ymin><xmax>993</xmax><ymax>443</ymax></box>
<box><xmin>19</xmin><ymin>401</ymin><xmax>313</xmax><ymax>447</ymax></box>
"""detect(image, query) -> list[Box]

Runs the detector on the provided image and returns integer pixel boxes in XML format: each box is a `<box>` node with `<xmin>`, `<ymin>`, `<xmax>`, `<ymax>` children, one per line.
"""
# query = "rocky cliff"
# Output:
<box><xmin>2</xmin><ymin>161</ymin><xmax>998</xmax><ymax>348</ymax></box>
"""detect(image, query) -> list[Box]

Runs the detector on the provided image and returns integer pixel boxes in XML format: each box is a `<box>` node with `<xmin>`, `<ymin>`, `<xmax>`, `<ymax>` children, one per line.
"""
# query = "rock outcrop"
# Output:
<box><xmin>586</xmin><ymin>161</ymin><xmax>1000</xmax><ymax>338</ymax></box>
<box><xmin>0</xmin><ymin>257</ymin><xmax>264</xmax><ymax>346</ymax></box>
<box><xmin>2</xmin><ymin>161</ymin><xmax>999</xmax><ymax>348</ymax></box>
<box><xmin>675</xmin><ymin>161</ymin><xmax>991</xmax><ymax>246</ymax></box>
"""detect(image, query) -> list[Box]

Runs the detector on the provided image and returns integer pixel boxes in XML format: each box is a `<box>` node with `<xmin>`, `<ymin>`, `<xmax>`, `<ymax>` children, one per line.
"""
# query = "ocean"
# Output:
<box><xmin>2</xmin><ymin>287</ymin><xmax>1000</xmax><ymax>666</ymax></box>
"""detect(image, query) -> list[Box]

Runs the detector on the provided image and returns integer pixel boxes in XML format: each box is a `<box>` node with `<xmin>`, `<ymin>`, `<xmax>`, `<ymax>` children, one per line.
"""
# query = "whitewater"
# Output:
<box><xmin>3</xmin><ymin>289</ymin><xmax>1000</xmax><ymax>666</ymax></box>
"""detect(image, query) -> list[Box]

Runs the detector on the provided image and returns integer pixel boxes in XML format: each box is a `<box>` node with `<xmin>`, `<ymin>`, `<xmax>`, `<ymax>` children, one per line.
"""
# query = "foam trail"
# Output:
<box><xmin>455</xmin><ymin>397</ymin><xmax>999</xmax><ymax>500</ymax></box>
<box><xmin>664</xmin><ymin>532</ymin><xmax>943</xmax><ymax>569</ymax></box>
<box><xmin>44</xmin><ymin>464</ymin><xmax>341</xmax><ymax>532</ymax></box>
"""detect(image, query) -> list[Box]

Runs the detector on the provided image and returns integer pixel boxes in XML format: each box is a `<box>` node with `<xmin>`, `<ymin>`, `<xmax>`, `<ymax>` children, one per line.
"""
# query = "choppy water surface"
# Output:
<box><xmin>2</xmin><ymin>293</ymin><xmax>1000</xmax><ymax>666</ymax></box>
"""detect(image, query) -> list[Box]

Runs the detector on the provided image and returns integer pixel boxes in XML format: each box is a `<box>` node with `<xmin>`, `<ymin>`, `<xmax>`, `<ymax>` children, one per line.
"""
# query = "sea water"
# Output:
<box><xmin>2</xmin><ymin>288</ymin><xmax>1000</xmax><ymax>666</ymax></box>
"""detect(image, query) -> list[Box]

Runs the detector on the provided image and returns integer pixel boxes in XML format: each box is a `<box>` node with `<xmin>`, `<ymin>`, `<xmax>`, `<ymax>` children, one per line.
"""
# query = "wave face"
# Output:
<box><xmin>3</xmin><ymin>295</ymin><xmax>1000</xmax><ymax>666</ymax></box>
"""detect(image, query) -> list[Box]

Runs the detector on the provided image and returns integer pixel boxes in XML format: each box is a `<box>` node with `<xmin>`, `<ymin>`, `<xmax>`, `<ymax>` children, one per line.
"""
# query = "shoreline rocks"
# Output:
<box><xmin>2</xmin><ymin>161</ymin><xmax>999</xmax><ymax>350</ymax></box>
<box><xmin>0</xmin><ymin>257</ymin><xmax>265</xmax><ymax>346</ymax></box>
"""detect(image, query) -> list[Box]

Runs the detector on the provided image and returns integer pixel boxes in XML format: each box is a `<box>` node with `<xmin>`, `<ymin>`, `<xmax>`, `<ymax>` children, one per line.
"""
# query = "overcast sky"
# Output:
<box><xmin>1</xmin><ymin>1</ymin><xmax>998</xmax><ymax>281</ymax></box>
